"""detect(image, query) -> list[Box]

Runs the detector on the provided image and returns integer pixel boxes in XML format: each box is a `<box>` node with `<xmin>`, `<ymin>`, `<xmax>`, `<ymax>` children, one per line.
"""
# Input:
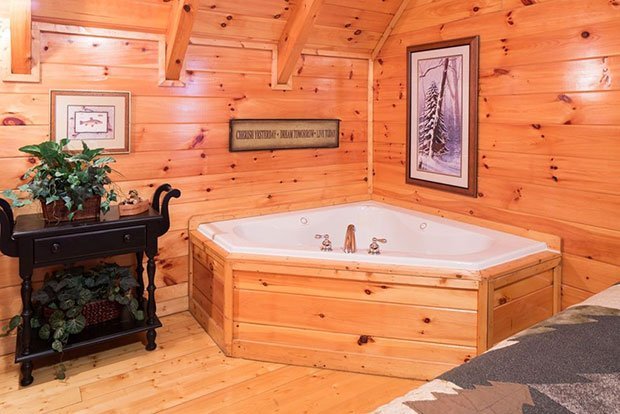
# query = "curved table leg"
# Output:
<box><xmin>135</xmin><ymin>251</ymin><xmax>145</xmax><ymax>308</ymax></box>
<box><xmin>145</xmin><ymin>254</ymin><xmax>157</xmax><ymax>351</ymax></box>
<box><xmin>19</xmin><ymin>273</ymin><xmax>34</xmax><ymax>386</ymax></box>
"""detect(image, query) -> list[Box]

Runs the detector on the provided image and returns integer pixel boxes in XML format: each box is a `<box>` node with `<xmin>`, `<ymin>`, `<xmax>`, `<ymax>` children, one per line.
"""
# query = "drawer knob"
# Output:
<box><xmin>51</xmin><ymin>243</ymin><xmax>61</xmax><ymax>254</ymax></box>
<box><xmin>123</xmin><ymin>234</ymin><xmax>132</xmax><ymax>243</ymax></box>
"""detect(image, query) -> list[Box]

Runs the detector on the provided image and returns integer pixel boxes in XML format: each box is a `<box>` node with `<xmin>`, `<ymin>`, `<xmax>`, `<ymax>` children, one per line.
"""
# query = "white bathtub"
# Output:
<box><xmin>197</xmin><ymin>201</ymin><xmax>550</xmax><ymax>270</ymax></box>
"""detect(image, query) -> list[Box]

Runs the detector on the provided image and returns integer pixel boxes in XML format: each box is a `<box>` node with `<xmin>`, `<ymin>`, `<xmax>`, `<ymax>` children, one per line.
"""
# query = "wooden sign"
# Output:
<box><xmin>229</xmin><ymin>119</ymin><xmax>340</xmax><ymax>152</ymax></box>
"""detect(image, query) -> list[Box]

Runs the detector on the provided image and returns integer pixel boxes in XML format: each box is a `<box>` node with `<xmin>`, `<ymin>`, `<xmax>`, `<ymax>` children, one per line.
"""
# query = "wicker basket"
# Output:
<box><xmin>82</xmin><ymin>300</ymin><xmax>123</xmax><ymax>326</ymax></box>
<box><xmin>40</xmin><ymin>196</ymin><xmax>101</xmax><ymax>223</ymax></box>
<box><xmin>44</xmin><ymin>300</ymin><xmax>123</xmax><ymax>327</ymax></box>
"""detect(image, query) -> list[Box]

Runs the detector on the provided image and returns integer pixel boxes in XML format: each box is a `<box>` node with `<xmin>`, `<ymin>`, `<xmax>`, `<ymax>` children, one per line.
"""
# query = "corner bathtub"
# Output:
<box><xmin>197</xmin><ymin>201</ymin><xmax>549</xmax><ymax>271</ymax></box>
<box><xmin>190</xmin><ymin>201</ymin><xmax>562</xmax><ymax>380</ymax></box>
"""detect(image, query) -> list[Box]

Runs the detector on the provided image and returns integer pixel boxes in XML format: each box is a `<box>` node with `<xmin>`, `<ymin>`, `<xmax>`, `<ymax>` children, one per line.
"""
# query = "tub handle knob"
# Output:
<box><xmin>368</xmin><ymin>237</ymin><xmax>387</xmax><ymax>255</ymax></box>
<box><xmin>315</xmin><ymin>234</ymin><xmax>332</xmax><ymax>252</ymax></box>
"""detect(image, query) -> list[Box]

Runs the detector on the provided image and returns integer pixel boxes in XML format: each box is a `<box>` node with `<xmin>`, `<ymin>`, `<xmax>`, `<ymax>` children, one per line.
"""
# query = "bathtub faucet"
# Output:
<box><xmin>343</xmin><ymin>224</ymin><xmax>356</xmax><ymax>253</ymax></box>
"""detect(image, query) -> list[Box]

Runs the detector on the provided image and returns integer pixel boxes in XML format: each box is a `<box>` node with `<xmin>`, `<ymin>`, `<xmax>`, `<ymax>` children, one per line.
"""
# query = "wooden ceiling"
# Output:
<box><xmin>194</xmin><ymin>0</ymin><xmax>404</xmax><ymax>55</ymax></box>
<box><xmin>29</xmin><ymin>0</ymin><xmax>407</xmax><ymax>56</ymax></box>
<box><xmin>7</xmin><ymin>0</ymin><xmax>409</xmax><ymax>84</ymax></box>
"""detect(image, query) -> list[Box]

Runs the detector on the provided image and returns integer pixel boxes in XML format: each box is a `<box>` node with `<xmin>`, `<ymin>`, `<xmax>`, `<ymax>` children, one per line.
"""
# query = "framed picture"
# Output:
<box><xmin>50</xmin><ymin>90</ymin><xmax>131</xmax><ymax>154</ymax></box>
<box><xmin>229</xmin><ymin>119</ymin><xmax>340</xmax><ymax>152</ymax></box>
<box><xmin>406</xmin><ymin>36</ymin><xmax>479</xmax><ymax>197</ymax></box>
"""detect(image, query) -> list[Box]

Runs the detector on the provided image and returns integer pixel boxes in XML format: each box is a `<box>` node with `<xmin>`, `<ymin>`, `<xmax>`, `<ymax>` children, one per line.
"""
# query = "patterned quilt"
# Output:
<box><xmin>375</xmin><ymin>284</ymin><xmax>620</xmax><ymax>414</ymax></box>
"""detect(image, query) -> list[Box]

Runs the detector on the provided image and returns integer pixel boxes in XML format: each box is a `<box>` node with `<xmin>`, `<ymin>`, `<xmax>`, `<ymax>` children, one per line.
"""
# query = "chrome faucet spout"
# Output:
<box><xmin>343</xmin><ymin>224</ymin><xmax>356</xmax><ymax>253</ymax></box>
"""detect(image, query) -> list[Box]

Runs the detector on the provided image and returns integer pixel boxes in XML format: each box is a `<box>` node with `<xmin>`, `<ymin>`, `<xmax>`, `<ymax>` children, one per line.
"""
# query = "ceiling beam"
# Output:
<box><xmin>371</xmin><ymin>0</ymin><xmax>411</xmax><ymax>60</ymax></box>
<box><xmin>165</xmin><ymin>0</ymin><xmax>196</xmax><ymax>81</ymax></box>
<box><xmin>9</xmin><ymin>0</ymin><xmax>32</xmax><ymax>75</ymax></box>
<box><xmin>276</xmin><ymin>0</ymin><xmax>324</xmax><ymax>85</ymax></box>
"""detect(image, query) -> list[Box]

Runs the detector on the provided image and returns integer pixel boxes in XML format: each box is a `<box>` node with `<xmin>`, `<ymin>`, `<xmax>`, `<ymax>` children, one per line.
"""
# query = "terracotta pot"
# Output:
<box><xmin>40</xmin><ymin>196</ymin><xmax>101</xmax><ymax>222</ymax></box>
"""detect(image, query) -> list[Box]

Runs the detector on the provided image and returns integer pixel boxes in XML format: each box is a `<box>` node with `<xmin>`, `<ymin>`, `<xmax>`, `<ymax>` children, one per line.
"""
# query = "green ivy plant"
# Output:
<box><xmin>1</xmin><ymin>264</ymin><xmax>144</xmax><ymax>353</ymax></box>
<box><xmin>3</xmin><ymin>139</ymin><xmax>117</xmax><ymax>220</ymax></box>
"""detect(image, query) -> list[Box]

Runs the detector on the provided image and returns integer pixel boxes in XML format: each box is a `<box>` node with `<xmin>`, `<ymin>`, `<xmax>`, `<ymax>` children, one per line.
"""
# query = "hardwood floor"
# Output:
<box><xmin>0</xmin><ymin>312</ymin><xmax>423</xmax><ymax>413</ymax></box>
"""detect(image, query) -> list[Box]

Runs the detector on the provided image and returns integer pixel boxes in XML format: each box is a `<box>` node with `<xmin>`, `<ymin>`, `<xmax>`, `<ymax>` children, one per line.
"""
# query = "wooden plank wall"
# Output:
<box><xmin>0</xmin><ymin>18</ymin><xmax>369</xmax><ymax>355</ymax></box>
<box><xmin>2</xmin><ymin>0</ymin><xmax>617</xmax><ymax>358</ymax></box>
<box><xmin>373</xmin><ymin>0</ymin><xmax>620</xmax><ymax>309</ymax></box>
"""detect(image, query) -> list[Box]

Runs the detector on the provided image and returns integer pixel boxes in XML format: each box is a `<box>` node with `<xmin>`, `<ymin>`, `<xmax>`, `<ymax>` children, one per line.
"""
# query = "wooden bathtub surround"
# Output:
<box><xmin>478</xmin><ymin>251</ymin><xmax>561</xmax><ymax>349</ymax></box>
<box><xmin>190</xmin><ymin>227</ymin><xmax>561</xmax><ymax>380</ymax></box>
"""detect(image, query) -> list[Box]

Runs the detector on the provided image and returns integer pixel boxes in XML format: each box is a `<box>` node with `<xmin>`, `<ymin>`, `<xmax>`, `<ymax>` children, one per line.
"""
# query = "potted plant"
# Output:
<box><xmin>3</xmin><ymin>139</ymin><xmax>117</xmax><ymax>222</ymax></box>
<box><xmin>1</xmin><ymin>264</ymin><xmax>144</xmax><ymax>353</ymax></box>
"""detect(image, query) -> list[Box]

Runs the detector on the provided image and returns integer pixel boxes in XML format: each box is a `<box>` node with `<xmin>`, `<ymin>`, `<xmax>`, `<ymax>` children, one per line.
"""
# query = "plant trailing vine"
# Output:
<box><xmin>2</xmin><ymin>139</ymin><xmax>117</xmax><ymax>220</ymax></box>
<box><xmin>1</xmin><ymin>264</ymin><xmax>144</xmax><ymax>353</ymax></box>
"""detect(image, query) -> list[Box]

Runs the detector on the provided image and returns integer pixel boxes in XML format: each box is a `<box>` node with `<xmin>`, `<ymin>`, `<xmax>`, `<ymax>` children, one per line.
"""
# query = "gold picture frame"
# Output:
<box><xmin>50</xmin><ymin>90</ymin><xmax>131</xmax><ymax>154</ymax></box>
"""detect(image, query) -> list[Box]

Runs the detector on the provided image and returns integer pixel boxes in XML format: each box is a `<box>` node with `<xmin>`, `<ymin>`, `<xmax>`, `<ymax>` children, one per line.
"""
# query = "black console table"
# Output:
<box><xmin>0</xmin><ymin>184</ymin><xmax>180</xmax><ymax>386</ymax></box>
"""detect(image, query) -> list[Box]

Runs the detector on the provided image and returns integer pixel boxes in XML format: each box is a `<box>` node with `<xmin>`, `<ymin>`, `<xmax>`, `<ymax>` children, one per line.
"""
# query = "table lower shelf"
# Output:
<box><xmin>15</xmin><ymin>315</ymin><xmax>162</xmax><ymax>363</ymax></box>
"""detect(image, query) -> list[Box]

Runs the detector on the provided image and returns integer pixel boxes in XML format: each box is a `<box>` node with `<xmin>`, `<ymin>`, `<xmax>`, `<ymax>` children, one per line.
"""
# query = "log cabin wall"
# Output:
<box><xmin>373</xmin><ymin>0</ymin><xmax>620</xmax><ymax>309</ymax></box>
<box><xmin>0</xmin><ymin>3</ymin><xmax>369</xmax><ymax>356</ymax></box>
<box><xmin>1</xmin><ymin>0</ymin><xmax>617</xmax><ymax>359</ymax></box>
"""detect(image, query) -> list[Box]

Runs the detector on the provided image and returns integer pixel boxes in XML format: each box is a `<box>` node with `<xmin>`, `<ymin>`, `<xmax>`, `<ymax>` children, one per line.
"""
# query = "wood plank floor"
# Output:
<box><xmin>0</xmin><ymin>312</ymin><xmax>423</xmax><ymax>413</ymax></box>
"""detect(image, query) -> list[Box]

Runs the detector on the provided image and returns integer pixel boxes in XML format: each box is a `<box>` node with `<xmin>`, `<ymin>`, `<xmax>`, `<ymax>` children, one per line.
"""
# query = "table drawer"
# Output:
<box><xmin>34</xmin><ymin>226</ymin><xmax>146</xmax><ymax>264</ymax></box>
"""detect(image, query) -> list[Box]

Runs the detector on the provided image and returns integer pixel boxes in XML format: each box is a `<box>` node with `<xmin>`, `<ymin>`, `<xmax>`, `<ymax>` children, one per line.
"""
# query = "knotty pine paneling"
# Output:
<box><xmin>197</xmin><ymin>0</ymin><xmax>291</xmax><ymax>21</ymax></box>
<box><xmin>373</xmin><ymin>0</ymin><xmax>620</xmax><ymax>305</ymax></box>
<box><xmin>0</xmin><ymin>27</ymin><xmax>369</xmax><ymax>356</ymax></box>
<box><xmin>317</xmin><ymin>4</ymin><xmax>393</xmax><ymax>34</ymax></box>
<box><xmin>325</xmin><ymin>0</ymin><xmax>403</xmax><ymax>15</ymax></box>
<box><xmin>31</xmin><ymin>0</ymin><xmax>171</xmax><ymax>33</ymax></box>
<box><xmin>193</xmin><ymin>10</ymin><xmax>284</xmax><ymax>44</ymax></box>
<box><xmin>191</xmin><ymin>0</ymin><xmax>399</xmax><ymax>55</ymax></box>
<box><xmin>28</xmin><ymin>0</ymin><xmax>407</xmax><ymax>56</ymax></box>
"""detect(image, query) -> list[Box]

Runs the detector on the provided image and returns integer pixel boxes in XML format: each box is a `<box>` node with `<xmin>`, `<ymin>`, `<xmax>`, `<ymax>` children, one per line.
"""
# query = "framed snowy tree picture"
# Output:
<box><xmin>406</xmin><ymin>36</ymin><xmax>479</xmax><ymax>197</ymax></box>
